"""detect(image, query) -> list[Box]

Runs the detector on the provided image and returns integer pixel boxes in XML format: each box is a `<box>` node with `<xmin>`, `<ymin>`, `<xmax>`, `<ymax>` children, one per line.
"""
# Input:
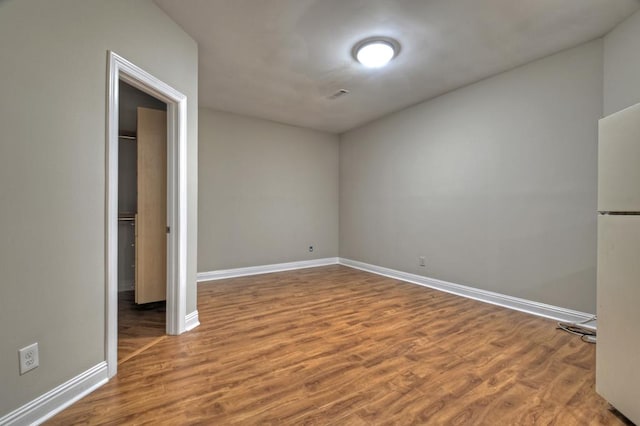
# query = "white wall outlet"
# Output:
<box><xmin>19</xmin><ymin>342</ymin><xmax>39</xmax><ymax>375</ymax></box>
<box><xmin>419</xmin><ymin>256</ymin><xmax>426</xmax><ymax>267</ymax></box>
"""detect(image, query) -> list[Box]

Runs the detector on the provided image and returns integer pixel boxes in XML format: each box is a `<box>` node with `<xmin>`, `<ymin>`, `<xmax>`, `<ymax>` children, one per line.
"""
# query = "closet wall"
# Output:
<box><xmin>118</xmin><ymin>81</ymin><xmax>166</xmax><ymax>292</ymax></box>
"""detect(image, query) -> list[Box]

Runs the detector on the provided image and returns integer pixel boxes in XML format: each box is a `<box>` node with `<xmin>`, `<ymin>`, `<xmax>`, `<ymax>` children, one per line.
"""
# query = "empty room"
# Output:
<box><xmin>2</xmin><ymin>0</ymin><xmax>640</xmax><ymax>424</ymax></box>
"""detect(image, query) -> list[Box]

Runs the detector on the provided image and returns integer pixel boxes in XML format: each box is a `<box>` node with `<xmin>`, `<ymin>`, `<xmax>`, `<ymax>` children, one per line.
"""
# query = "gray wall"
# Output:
<box><xmin>340</xmin><ymin>40</ymin><xmax>603</xmax><ymax>313</ymax></box>
<box><xmin>604</xmin><ymin>8</ymin><xmax>640</xmax><ymax>115</ymax></box>
<box><xmin>198</xmin><ymin>108</ymin><xmax>339</xmax><ymax>271</ymax></box>
<box><xmin>0</xmin><ymin>0</ymin><xmax>198</xmax><ymax>416</ymax></box>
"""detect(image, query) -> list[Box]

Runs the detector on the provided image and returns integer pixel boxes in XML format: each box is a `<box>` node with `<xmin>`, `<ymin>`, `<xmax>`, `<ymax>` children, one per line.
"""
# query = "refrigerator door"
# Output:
<box><xmin>596</xmin><ymin>215</ymin><xmax>640</xmax><ymax>424</ymax></box>
<box><xmin>598</xmin><ymin>103</ymin><xmax>640</xmax><ymax>212</ymax></box>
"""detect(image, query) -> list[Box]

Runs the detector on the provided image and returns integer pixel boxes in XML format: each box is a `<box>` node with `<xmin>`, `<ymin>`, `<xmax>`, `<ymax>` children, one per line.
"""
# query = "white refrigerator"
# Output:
<box><xmin>597</xmin><ymin>102</ymin><xmax>640</xmax><ymax>424</ymax></box>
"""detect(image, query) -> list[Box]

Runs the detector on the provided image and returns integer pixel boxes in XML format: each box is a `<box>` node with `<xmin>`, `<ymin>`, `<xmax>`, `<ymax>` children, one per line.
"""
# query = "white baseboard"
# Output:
<box><xmin>338</xmin><ymin>258</ymin><xmax>596</xmax><ymax>326</ymax></box>
<box><xmin>0</xmin><ymin>258</ymin><xmax>594</xmax><ymax>426</ymax></box>
<box><xmin>197</xmin><ymin>256</ymin><xmax>594</xmax><ymax>325</ymax></box>
<box><xmin>197</xmin><ymin>257</ymin><xmax>340</xmax><ymax>282</ymax></box>
<box><xmin>0</xmin><ymin>362</ymin><xmax>108</xmax><ymax>426</ymax></box>
<box><xmin>185</xmin><ymin>310</ymin><xmax>200</xmax><ymax>331</ymax></box>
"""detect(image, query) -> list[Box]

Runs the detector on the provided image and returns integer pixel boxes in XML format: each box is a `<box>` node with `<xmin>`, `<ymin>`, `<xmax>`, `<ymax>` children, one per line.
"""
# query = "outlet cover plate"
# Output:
<box><xmin>19</xmin><ymin>342</ymin><xmax>39</xmax><ymax>375</ymax></box>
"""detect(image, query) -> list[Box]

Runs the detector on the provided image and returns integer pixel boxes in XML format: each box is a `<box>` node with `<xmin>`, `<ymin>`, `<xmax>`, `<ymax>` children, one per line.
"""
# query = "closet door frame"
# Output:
<box><xmin>106</xmin><ymin>51</ymin><xmax>188</xmax><ymax>378</ymax></box>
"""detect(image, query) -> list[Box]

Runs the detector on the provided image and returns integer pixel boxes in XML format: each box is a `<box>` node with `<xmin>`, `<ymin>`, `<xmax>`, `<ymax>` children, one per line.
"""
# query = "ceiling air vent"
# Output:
<box><xmin>327</xmin><ymin>89</ymin><xmax>350</xmax><ymax>100</ymax></box>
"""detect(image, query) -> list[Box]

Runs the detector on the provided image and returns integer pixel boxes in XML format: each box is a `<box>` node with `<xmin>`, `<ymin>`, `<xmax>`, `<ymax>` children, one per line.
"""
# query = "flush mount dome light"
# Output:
<box><xmin>353</xmin><ymin>37</ymin><xmax>400</xmax><ymax>68</ymax></box>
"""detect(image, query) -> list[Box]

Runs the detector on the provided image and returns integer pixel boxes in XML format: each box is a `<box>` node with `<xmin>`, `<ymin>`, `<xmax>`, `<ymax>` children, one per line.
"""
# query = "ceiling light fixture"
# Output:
<box><xmin>353</xmin><ymin>37</ymin><xmax>400</xmax><ymax>68</ymax></box>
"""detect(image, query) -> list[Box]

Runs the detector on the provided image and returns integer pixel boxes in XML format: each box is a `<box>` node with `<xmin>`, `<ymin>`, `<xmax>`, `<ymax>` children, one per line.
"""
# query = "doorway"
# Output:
<box><xmin>106</xmin><ymin>51</ymin><xmax>188</xmax><ymax>378</ymax></box>
<box><xmin>117</xmin><ymin>81</ymin><xmax>167</xmax><ymax>363</ymax></box>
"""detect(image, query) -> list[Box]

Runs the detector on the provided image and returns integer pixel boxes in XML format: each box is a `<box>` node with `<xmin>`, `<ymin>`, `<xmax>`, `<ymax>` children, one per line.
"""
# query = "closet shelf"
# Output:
<box><xmin>119</xmin><ymin>130</ymin><xmax>137</xmax><ymax>140</ymax></box>
<box><xmin>118</xmin><ymin>212</ymin><xmax>136</xmax><ymax>220</ymax></box>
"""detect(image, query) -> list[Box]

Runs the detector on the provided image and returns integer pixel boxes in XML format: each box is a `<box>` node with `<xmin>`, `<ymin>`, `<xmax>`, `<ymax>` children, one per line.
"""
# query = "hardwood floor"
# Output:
<box><xmin>49</xmin><ymin>265</ymin><xmax>629</xmax><ymax>425</ymax></box>
<box><xmin>118</xmin><ymin>290</ymin><xmax>165</xmax><ymax>364</ymax></box>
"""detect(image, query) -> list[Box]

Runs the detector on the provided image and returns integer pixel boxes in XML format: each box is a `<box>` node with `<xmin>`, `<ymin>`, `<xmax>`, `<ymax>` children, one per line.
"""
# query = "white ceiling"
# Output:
<box><xmin>154</xmin><ymin>0</ymin><xmax>639</xmax><ymax>134</ymax></box>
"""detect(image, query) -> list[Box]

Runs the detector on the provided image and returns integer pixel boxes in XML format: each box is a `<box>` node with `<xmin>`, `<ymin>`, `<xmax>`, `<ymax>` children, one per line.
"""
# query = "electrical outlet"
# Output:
<box><xmin>419</xmin><ymin>256</ymin><xmax>426</xmax><ymax>267</ymax></box>
<box><xmin>309</xmin><ymin>245</ymin><xmax>314</xmax><ymax>252</ymax></box>
<box><xmin>19</xmin><ymin>343</ymin><xmax>39</xmax><ymax>375</ymax></box>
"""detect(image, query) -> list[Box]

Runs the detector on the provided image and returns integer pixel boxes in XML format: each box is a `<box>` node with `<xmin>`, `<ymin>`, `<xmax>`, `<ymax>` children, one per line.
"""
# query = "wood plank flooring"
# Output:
<box><xmin>49</xmin><ymin>265</ymin><xmax>630</xmax><ymax>425</ymax></box>
<box><xmin>118</xmin><ymin>290</ymin><xmax>166</xmax><ymax>364</ymax></box>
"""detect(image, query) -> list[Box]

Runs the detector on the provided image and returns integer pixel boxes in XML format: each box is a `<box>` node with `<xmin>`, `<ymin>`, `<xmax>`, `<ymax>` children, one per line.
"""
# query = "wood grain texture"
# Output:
<box><xmin>117</xmin><ymin>290</ymin><xmax>165</xmax><ymax>364</ymax></box>
<box><xmin>136</xmin><ymin>107</ymin><xmax>167</xmax><ymax>304</ymax></box>
<box><xmin>49</xmin><ymin>266</ymin><xmax>631</xmax><ymax>425</ymax></box>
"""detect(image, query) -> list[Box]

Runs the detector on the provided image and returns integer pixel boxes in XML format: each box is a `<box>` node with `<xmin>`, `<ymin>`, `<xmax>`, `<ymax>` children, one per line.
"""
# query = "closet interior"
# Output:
<box><xmin>117</xmin><ymin>81</ymin><xmax>168</xmax><ymax>363</ymax></box>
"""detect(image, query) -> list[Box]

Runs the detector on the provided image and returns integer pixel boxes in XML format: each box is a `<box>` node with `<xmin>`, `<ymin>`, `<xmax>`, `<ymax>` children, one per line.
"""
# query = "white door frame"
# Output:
<box><xmin>106</xmin><ymin>51</ymin><xmax>188</xmax><ymax>378</ymax></box>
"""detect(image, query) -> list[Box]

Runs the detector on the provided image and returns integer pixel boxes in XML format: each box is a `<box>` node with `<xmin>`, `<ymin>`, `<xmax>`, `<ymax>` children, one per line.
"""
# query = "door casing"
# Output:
<box><xmin>106</xmin><ymin>51</ymin><xmax>188</xmax><ymax>378</ymax></box>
